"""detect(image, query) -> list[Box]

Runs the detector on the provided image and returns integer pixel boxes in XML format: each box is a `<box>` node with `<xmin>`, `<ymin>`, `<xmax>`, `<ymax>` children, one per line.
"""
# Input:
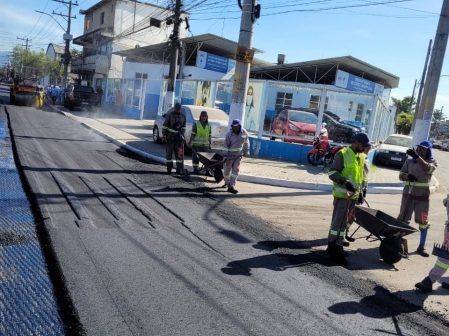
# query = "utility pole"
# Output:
<box><xmin>413</xmin><ymin>0</ymin><xmax>449</xmax><ymax>146</ymax></box>
<box><xmin>17</xmin><ymin>37</ymin><xmax>32</xmax><ymax>51</ymax></box>
<box><xmin>165</xmin><ymin>0</ymin><xmax>182</xmax><ymax>110</ymax></box>
<box><xmin>52</xmin><ymin>0</ymin><xmax>78</xmax><ymax>88</ymax></box>
<box><xmin>411</xmin><ymin>39</ymin><xmax>432</xmax><ymax>135</ymax></box>
<box><xmin>228</xmin><ymin>0</ymin><xmax>260</xmax><ymax>126</ymax></box>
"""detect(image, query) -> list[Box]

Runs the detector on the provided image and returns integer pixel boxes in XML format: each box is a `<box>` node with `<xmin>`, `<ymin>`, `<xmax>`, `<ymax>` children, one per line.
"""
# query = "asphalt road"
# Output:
<box><xmin>4</xmin><ymin>105</ymin><xmax>449</xmax><ymax>336</ymax></box>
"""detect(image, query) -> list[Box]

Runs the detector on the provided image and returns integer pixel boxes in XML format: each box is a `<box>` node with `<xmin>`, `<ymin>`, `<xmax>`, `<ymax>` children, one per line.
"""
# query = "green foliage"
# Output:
<box><xmin>392</xmin><ymin>96</ymin><xmax>415</xmax><ymax>113</ymax></box>
<box><xmin>11</xmin><ymin>46</ymin><xmax>63</xmax><ymax>82</ymax></box>
<box><xmin>432</xmin><ymin>108</ymin><xmax>444</xmax><ymax>124</ymax></box>
<box><xmin>396</xmin><ymin>112</ymin><xmax>414</xmax><ymax>135</ymax></box>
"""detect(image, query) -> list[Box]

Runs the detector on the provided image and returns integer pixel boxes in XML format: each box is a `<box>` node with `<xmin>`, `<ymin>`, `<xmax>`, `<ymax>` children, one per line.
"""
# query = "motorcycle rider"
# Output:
<box><xmin>163</xmin><ymin>103</ymin><xmax>186</xmax><ymax>175</ymax></box>
<box><xmin>327</xmin><ymin>132</ymin><xmax>370</xmax><ymax>265</ymax></box>
<box><xmin>398</xmin><ymin>140</ymin><xmax>437</xmax><ymax>257</ymax></box>
<box><xmin>415</xmin><ymin>194</ymin><xmax>449</xmax><ymax>292</ymax></box>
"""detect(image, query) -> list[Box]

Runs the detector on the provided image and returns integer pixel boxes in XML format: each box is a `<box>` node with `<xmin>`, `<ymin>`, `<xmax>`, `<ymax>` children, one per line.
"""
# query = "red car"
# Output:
<box><xmin>270</xmin><ymin>109</ymin><xmax>323</xmax><ymax>144</ymax></box>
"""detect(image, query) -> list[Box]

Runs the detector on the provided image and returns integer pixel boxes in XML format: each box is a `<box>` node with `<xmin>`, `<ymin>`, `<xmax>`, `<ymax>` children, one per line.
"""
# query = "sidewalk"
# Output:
<box><xmin>53</xmin><ymin>107</ymin><xmax>438</xmax><ymax>194</ymax></box>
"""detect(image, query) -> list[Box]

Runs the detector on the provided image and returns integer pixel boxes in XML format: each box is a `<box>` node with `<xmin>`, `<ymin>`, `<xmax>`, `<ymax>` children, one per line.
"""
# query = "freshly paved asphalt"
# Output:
<box><xmin>3</xmin><ymin>105</ymin><xmax>448</xmax><ymax>335</ymax></box>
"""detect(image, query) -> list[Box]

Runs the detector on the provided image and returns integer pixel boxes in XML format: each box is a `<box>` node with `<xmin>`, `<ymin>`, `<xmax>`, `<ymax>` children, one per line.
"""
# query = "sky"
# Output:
<box><xmin>0</xmin><ymin>0</ymin><xmax>448</xmax><ymax>117</ymax></box>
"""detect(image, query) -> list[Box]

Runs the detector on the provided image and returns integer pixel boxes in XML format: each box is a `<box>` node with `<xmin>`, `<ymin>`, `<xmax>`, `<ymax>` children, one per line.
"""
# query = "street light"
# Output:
<box><xmin>35</xmin><ymin>10</ymin><xmax>65</xmax><ymax>31</ymax></box>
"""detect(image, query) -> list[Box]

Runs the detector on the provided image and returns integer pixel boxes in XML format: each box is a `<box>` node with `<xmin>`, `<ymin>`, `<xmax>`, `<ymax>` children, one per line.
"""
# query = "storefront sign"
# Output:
<box><xmin>335</xmin><ymin>69</ymin><xmax>384</xmax><ymax>95</ymax></box>
<box><xmin>196</xmin><ymin>50</ymin><xmax>235</xmax><ymax>73</ymax></box>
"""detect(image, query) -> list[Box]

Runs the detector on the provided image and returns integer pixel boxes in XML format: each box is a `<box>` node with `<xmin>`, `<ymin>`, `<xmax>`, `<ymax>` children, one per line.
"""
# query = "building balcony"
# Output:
<box><xmin>71</xmin><ymin>54</ymin><xmax>109</xmax><ymax>75</ymax></box>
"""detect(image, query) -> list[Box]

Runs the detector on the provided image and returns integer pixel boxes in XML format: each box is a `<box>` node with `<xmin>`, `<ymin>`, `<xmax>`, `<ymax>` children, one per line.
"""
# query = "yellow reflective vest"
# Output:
<box><xmin>331</xmin><ymin>147</ymin><xmax>364</xmax><ymax>199</ymax></box>
<box><xmin>191</xmin><ymin>121</ymin><xmax>211</xmax><ymax>147</ymax></box>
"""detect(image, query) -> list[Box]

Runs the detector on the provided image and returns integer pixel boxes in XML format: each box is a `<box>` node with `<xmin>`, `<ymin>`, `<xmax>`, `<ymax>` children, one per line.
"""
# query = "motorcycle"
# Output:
<box><xmin>307</xmin><ymin>135</ymin><xmax>342</xmax><ymax>167</ymax></box>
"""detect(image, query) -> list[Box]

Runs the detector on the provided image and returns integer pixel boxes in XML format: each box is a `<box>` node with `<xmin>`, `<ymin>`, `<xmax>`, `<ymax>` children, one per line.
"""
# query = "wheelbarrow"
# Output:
<box><xmin>191</xmin><ymin>147</ymin><xmax>227</xmax><ymax>183</ymax></box>
<box><xmin>348</xmin><ymin>205</ymin><xmax>418</xmax><ymax>264</ymax></box>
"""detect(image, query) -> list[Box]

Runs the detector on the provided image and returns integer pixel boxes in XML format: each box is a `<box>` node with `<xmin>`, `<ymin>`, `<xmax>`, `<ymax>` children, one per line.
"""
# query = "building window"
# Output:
<box><xmin>356</xmin><ymin>103</ymin><xmax>364</xmax><ymax>121</ymax></box>
<box><xmin>348</xmin><ymin>101</ymin><xmax>353</xmax><ymax>112</ymax></box>
<box><xmin>275</xmin><ymin>92</ymin><xmax>293</xmax><ymax>111</ymax></box>
<box><xmin>135</xmin><ymin>73</ymin><xmax>148</xmax><ymax>79</ymax></box>
<box><xmin>100</xmin><ymin>12</ymin><xmax>105</xmax><ymax>25</ymax></box>
<box><xmin>309</xmin><ymin>95</ymin><xmax>319</xmax><ymax>109</ymax></box>
<box><xmin>86</xmin><ymin>18</ymin><xmax>91</xmax><ymax>30</ymax></box>
<box><xmin>309</xmin><ymin>94</ymin><xmax>328</xmax><ymax>110</ymax></box>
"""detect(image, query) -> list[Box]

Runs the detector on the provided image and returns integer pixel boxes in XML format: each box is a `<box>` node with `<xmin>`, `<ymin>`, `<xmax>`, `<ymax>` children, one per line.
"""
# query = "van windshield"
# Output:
<box><xmin>384</xmin><ymin>136</ymin><xmax>412</xmax><ymax>147</ymax></box>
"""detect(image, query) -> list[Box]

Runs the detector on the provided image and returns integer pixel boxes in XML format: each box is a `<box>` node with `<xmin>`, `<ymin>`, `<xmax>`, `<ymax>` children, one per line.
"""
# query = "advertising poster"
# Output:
<box><xmin>244</xmin><ymin>82</ymin><xmax>264</xmax><ymax>132</ymax></box>
<box><xmin>195</xmin><ymin>80</ymin><xmax>213</xmax><ymax>107</ymax></box>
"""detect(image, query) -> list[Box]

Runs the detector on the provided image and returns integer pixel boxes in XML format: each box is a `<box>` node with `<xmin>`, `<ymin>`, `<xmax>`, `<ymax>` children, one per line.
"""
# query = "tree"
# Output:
<box><xmin>396</xmin><ymin>112</ymin><xmax>414</xmax><ymax>135</ymax></box>
<box><xmin>10</xmin><ymin>46</ymin><xmax>63</xmax><ymax>83</ymax></box>
<box><xmin>430</xmin><ymin>108</ymin><xmax>445</xmax><ymax>138</ymax></box>
<box><xmin>392</xmin><ymin>96</ymin><xmax>415</xmax><ymax>114</ymax></box>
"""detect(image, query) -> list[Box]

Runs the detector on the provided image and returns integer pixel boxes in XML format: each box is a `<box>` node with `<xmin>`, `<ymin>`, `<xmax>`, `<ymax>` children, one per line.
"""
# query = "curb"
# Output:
<box><xmin>56</xmin><ymin>108</ymin><xmax>436</xmax><ymax>194</ymax></box>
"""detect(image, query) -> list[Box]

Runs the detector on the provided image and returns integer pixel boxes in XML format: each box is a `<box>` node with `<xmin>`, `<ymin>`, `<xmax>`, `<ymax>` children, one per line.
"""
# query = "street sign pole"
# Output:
<box><xmin>228</xmin><ymin>0</ymin><xmax>259</xmax><ymax>127</ymax></box>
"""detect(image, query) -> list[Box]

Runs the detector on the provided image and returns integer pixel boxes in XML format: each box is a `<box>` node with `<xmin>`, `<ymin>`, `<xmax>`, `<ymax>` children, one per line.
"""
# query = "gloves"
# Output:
<box><xmin>407</xmin><ymin>174</ymin><xmax>418</xmax><ymax>182</ymax></box>
<box><xmin>406</xmin><ymin>148</ymin><xmax>419</xmax><ymax>159</ymax></box>
<box><xmin>345</xmin><ymin>181</ymin><xmax>356</xmax><ymax>193</ymax></box>
<box><xmin>357</xmin><ymin>193</ymin><xmax>364</xmax><ymax>205</ymax></box>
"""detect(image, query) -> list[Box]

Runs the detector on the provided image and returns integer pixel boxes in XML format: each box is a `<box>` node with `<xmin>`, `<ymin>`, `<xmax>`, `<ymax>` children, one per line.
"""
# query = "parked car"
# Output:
<box><xmin>269</xmin><ymin>109</ymin><xmax>321</xmax><ymax>144</ymax></box>
<box><xmin>152</xmin><ymin>105</ymin><xmax>229</xmax><ymax>148</ymax></box>
<box><xmin>307</xmin><ymin>109</ymin><xmax>361</xmax><ymax>144</ymax></box>
<box><xmin>431</xmin><ymin>139</ymin><xmax>442</xmax><ymax>149</ymax></box>
<box><xmin>63</xmin><ymin>84</ymin><xmax>99</xmax><ymax>110</ymax></box>
<box><xmin>442</xmin><ymin>139</ymin><xmax>449</xmax><ymax>151</ymax></box>
<box><xmin>342</xmin><ymin>120</ymin><xmax>367</xmax><ymax>133</ymax></box>
<box><xmin>373</xmin><ymin>134</ymin><xmax>412</xmax><ymax>167</ymax></box>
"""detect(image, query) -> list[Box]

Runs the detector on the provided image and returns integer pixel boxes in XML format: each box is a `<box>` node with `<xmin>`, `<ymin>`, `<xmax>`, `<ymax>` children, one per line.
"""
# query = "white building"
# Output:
<box><xmin>72</xmin><ymin>0</ymin><xmax>188</xmax><ymax>90</ymax></box>
<box><xmin>42</xmin><ymin>43</ymin><xmax>65</xmax><ymax>87</ymax></box>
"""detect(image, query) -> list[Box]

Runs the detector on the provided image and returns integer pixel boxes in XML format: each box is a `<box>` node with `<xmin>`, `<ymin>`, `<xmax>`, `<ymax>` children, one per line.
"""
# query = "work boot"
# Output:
<box><xmin>166</xmin><ymin>167</ymin><xmax>172</xmax><ymax>174</ymax></box>
<box><xmin>227</xmin><ymin>186</ymin><xmax>238</xmax><ymax>194</ymax></box>
<box><xmin>342</xmin><ymin>241</ymin><xmax>350</xmax><ymax>247</ymax></box>
<box><xmin>417</xmin><ymin>245</ymin><xmax>430</xmax><ymax>257</ymax></box>
<box><xmin>442</xmin><ymin>282</ymin><xmax>449</xmax><ymax>290</ymax></box>
<box><xmin>415</xmin><ymin>276</ymin><xmax>433</xmax><ymax>292</ymax></box>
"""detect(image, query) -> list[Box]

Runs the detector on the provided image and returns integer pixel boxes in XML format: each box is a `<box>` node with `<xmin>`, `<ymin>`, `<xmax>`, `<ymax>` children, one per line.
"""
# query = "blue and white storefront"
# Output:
<box><xmin>110</xmin><ymin>39</ymin><xmax>398</xmax><ymax>161</ymax></box>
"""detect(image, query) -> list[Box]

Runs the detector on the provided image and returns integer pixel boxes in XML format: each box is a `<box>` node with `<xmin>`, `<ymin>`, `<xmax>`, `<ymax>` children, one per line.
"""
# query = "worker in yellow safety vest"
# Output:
<box><xmin>327</xmin><ymin>133</ymin><xmax>370</xmax><ymax>265</ymax></box>
<box><xmin>189</xmin><ymin>110</ymin><xmax>211</xmax><ymax>174</ymax></box>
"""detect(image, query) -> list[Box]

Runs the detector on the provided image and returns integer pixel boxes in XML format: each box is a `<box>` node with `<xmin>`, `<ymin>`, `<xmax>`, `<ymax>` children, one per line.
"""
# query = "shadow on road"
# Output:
<box><xmin>223</xmin><ymin>239</ymin><xmax>400</xmax><ymax>276</ymax></box>
<box><xmin>329</xmin><ymin>286</ymin><xmax>422</xmax><ymax>336</ymax></box>
<box><xmin>221</xmin><ymin>251</ymin><xmax>332</xmax><ymax>276</ymax></box>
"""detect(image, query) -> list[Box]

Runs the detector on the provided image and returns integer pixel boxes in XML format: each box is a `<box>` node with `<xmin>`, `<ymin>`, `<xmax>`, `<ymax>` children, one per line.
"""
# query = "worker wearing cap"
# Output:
<box><xmin>163</xmin><ymin>103</ymin><xmax>186</xmax><ymax>175</ymax></box>
<box><xmin>327</xmin><ymin>132</ymin><xmax>370</xmax><ymax>265</ymax></box>
<box><xmin>189</xmin><ymin>110</ymin><xmax>212</xmax><ymax>174</ymax></box>
<box><xmin>223</xmin><ymin>119</ymin><xmax>249</xmax><ymax>194</ymax></box>
<box><xmin>415</xmin><ymin>194</ymin><xmax>449</xmax><ymax>292</ymax></box>
<box><xmin>398</xmin><ymin>140</ymin><xmax>437</xmax><ymax>257</ymax></box>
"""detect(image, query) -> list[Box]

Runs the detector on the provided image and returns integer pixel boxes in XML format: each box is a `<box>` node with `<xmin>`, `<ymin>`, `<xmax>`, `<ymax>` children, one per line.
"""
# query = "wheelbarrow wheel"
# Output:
<box><xmin>214</xmin><ymin>166</ymin><xmax>224</xmax><ymax>183</ymax></box>
<box><xmin>379</xmin><ymin>236</ymin><xmax>405</xmax><ymax>265</ymax></box>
